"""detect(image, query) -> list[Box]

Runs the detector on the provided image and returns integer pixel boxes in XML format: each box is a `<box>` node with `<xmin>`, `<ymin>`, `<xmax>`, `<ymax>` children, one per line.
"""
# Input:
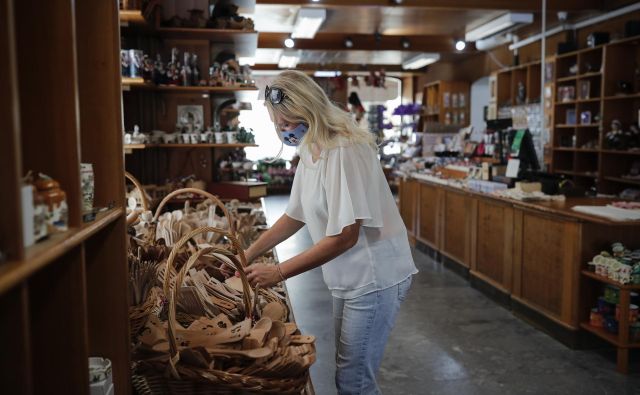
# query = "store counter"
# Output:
<box><xmin>398</xmin><ymin>177</ymin><xmax>640</xmax><ymax>343</ymax></box>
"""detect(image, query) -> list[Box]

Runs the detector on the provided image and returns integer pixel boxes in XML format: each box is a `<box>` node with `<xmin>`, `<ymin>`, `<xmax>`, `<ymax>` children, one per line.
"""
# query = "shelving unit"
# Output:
<box><xmin>1</xmin><ymin>1</ymin><xmax>129</xmax><ymax>394</ymax></box>
<box><xmin>420</xmin><ymin>80</ymin><xmax>470</xmax><ymax>130</ymax></box>
<box><xmin>581</xmin><ymin>270</ymin><xmax>640</xmax><ymax>373</ymax></box>
<box><xmin>120</xmin><ymin>5</ymin><xmax>259</xmax><ymax>192</ymax></box>
<box><xmin>548</xmin><ymin>35</ymin><xmax>640</xmax><ymax>195</ymax></box>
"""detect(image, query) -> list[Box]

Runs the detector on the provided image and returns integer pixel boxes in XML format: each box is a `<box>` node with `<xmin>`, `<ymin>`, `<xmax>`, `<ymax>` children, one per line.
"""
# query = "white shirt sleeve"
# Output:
<box><xmin>285</xmin><ymin>165</ymin><xmax>305</xmax><ymax>222</ymax></box>
<box><xmin>323</xmin><ymin>144</ymin><xmax>384</xmax><ymax>236</ymax></box>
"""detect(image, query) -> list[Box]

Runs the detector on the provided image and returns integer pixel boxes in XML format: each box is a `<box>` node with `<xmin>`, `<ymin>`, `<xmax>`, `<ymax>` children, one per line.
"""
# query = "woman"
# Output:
<box><xmin>244</xmin><ymin>70</ymin><xmax>417</xmax><ymax>395</ymax></box>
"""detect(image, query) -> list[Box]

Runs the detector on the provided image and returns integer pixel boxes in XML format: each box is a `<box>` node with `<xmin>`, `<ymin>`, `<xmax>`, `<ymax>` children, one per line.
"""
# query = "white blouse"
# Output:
<box><xmin>285</xmin><ymin>140</ymin><xmax>417</xmax><ymax>299</ymax></box>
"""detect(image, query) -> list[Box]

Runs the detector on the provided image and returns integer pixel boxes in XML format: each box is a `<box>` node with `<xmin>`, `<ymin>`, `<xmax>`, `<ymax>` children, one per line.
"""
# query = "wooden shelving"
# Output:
<box><xmin>557</xmin><ymin>75</ymin><xmax>578</xmax><ymax>82</ymax></box>
<box><xmin>121</xmin><ymin>81</ymin><xmax>259</xmax><ymax>93</ymax></box>
<box><xmin>420</xmin><ymin>80</ymin><xmax>470</xmax><ymax>130</ymax></box>
<box><xmin>0</xmin><ymin>208</ymin><xmax>123</xmax><ymax>295</ymax></box>
<box><xmin>555</xmin><ymin>169</ymin><xmax>599</xmax><ymax>178</ymax></box>
<box><xmin>601</xmin><ymin>150</ymin><xmax>640</xmax><ymax>155</ymax></box>
<box><xmin>125</xmin><ymin>143</ymin><xmax>258</xmax><ymax>149</ymax></box>
<box><xmin>119</xmin><ymin>9</ymin><xmax>146</xmax><ymax>26</ymax></box>
<box><xmin>554</xmin><ymin>147</ymin><xmax>600</xmax><ymax>153</ymax></box>
<box><xmin>581</xmin><ymin>270</ymin><xmax>640</xmax><ymax>290</ymax></box>
<box><xmin>604</xmin><ymin>177</ymin><xmax>640</xmax><ymax>186</ymax></box>
<box><xmin>604</xmin><ymin>93</ymin><xmax>640</xmax><ymax>101</ymax></box>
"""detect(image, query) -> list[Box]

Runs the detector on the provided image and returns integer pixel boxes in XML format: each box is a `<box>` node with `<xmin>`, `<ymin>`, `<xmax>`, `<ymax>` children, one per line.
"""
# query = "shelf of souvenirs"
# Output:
<box><xmin>0</xmin><ymin>207</ymin><xmax>123</xmax><ymax>295</ymax></box>
<box><xmin>121</xmin><ymin>78</ymin><xmax>258</xmax><ymax>92</ymax></box>
<box><xmin>124</xmin><ymin>143</ymin><xmax>258</xmax><ymax>152</ymax></box>
<box><xmin>118</xmin><ymin>10</ymin><xmax>258</xmax><ymax>40</ymax></box>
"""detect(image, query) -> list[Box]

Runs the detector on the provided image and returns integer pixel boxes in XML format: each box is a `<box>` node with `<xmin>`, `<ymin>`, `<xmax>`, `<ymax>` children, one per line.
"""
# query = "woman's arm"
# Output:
<box><xmin>245</xmin><ymin>220</ymin><xmax>361</xmax><ymax>288</ymax></box>
<box><xmin>244</xmin><ymin>214</ymin><xmax>305</xmax><ymax>263</ymax></box>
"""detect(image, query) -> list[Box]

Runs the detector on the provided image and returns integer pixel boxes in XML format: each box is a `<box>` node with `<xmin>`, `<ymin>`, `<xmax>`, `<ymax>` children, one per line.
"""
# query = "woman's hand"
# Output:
<box><xmin>245</xmin><ymin>264</ymin><xmax>283</xmax><ymax>288</ymax></box>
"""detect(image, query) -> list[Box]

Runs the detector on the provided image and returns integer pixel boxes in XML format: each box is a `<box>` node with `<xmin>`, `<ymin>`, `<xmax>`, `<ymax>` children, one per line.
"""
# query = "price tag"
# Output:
<box><xmin>506</xmin><ymin>159</ymin><xmax>521</xmax><ymax>178</ymax></box>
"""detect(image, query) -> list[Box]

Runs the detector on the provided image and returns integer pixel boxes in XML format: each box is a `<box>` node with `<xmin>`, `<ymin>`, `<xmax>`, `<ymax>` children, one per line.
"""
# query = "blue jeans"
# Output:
<box><xmin>333</xmin><ymin>276</ymin><xmax>412</xmax><ymax>395</ymax></box>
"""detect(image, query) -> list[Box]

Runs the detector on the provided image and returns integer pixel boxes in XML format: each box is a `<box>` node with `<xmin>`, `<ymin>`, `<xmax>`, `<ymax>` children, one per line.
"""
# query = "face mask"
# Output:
<box><xmin>279</xmin><ymin>123</ymin><xmax>308</xmax><ymax>147</ymax></box>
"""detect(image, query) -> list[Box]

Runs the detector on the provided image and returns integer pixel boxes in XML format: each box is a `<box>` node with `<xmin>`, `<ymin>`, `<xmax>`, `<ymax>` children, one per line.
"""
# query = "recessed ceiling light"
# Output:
<box><xmin>284</xmin><ymin>38</ymin><xmax>295</xmax><ymax>48</ymax></box>
<box><xmin>455</xmin><ymin>40</ymin><xmax>466</xmax><ymax>51</ymax></box>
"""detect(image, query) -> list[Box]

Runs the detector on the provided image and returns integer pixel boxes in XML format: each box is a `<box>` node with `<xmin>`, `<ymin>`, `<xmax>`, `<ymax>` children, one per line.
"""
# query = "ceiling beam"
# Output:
<box><xmin>255</xmin><ymin>0</ymin><xmax>600</xmax><ymax>11</ymax></box>
<box><xmin>259</xmin><ymin>32</ymin><xmax>476</xmax><ymax>53</ymax></box>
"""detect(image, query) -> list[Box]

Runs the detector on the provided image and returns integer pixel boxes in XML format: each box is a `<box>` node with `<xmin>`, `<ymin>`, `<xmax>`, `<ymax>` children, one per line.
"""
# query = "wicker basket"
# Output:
<box><xmin>125</xmin><ymin>171</ymin><xmax>150</xmax><ymax>226</ymax></box>
<box><xmin>130</xmin><ymin>287</ymin><xmax>162</xmax><ymax>343</ymax></box>
<box><xmin>133</xmin><ymin>227</ymin><xmax>312</xmax><ymax>394</ymax></box>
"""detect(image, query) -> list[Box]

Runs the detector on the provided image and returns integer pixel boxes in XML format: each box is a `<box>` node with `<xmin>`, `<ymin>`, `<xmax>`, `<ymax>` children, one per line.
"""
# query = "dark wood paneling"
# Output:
<box><xmin>14</xmin><ymin>0</ymin><xmax>82</xmax><ymax>227</ymax></box>
<box><xmin>0</xmin><ymin>0</ymin><xmax>23</xmax><ymax>261</ymax></box>
<box><xmin>76</xmin><ymin>0</ymin><xmax>125</xmax><ymax>208</ymax></box>
<box><xmin>0</xmin><ymin>285</ymin><xmax>32</xmax><ymax>394</ymax></box>
<box><xmin>520</xmin><ymin>213</ymin><xmax>571</xmax><ymax>318</ymax></box>
<box><xmin>475</xmin><ymin>199</ymin><xmax>513</xmax><ymax>289</ymax></box>
<box><xmin>418</xmin><ymin>183</ymin><xmax>440</xmax><ymax>247</ymax></box>
<box><xmin>28</xmin><ymin>248</ymin><xmax>89</xmax><ymax>395</ymax></box>
<box><xmin>442</xmin><ymin>190</ymin><xmax>469</xmax><ymax>266</ymax></box>
<box><xmin>85</xmin><ymin>219</ymin><xmax>130</xmax><ymax>394</ymax></box>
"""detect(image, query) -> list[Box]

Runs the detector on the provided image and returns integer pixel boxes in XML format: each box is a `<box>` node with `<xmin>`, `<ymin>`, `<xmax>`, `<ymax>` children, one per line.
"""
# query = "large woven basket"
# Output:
<box><xmin>132</xmin><ymin>227</ymin><xmax>311</xmax><ymax>394</ymax></box>
<box><xmin>125</xmin><ymin>171</ymin><xmax>150</xmax><ymax>226</ymax></box>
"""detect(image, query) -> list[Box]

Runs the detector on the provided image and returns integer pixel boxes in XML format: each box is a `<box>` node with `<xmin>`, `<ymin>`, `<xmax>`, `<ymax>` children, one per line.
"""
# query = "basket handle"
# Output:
<box><xmin>152</xmin><ymin>188</ymin><xmax>236</xmax><ymax>235</ymax></box>
<box><xmin>162</xmin><ymin>226</ymin><xmax>253</xmax><ymax>371</ymax></box>
<box><xmin>125</xmin><ymin>171</ymin><xmax>150</xmax><ymax>211</ymax></box>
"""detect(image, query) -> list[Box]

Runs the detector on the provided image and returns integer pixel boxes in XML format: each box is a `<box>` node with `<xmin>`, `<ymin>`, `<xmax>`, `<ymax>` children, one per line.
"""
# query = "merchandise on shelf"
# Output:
<box><xmin>588</xmin><ymin>243</ymin><xmax>640</xmax><ymax>284</ymax></box>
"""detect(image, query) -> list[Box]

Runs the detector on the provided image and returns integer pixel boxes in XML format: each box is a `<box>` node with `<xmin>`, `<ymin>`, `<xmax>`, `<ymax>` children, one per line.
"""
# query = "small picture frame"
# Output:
<box><xmin>558</xmin><ymin>86</ymin><xmax>575</xmax><ymax>102</ymax></box>
<box><xmin>443</xmin><ymin>92</ymin><xmax>451</xmax><ymax>108</ymax></box>
<box><xmin>566</xmin><ymin>108</ymin><xmax>577</xmax><ymax>125</ymax></box>
<box><xmin>580</xmin><ymin>111</ymin><xmax>592</xmax><ymax>125</ymax></box>
<box><xmin>452</xmin><ymin>93</ymin><xmax>459</xmax><ymax>108</ymax></box>
<box><xmin>579</xmin><ymin>80</ymin><xmax>591</xmax><ymax>100</ymax></box>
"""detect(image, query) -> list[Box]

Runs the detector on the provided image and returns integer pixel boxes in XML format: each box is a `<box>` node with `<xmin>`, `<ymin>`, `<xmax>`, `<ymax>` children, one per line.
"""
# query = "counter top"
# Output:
<box><xmin>410</xmin><ymin>175</ymin><xmax>640</xmax><ymax>226</ymax></box>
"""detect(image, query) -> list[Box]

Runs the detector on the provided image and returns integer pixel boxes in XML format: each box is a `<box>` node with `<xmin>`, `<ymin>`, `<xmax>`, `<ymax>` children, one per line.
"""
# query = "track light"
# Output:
<box><xmin>344</xmin><ymin>37</ymin><xmax>354</xmax><ymax>48</ymax></box>
<box><xmin>401</xmin><ymin>37</ymin><xmax>410</xmax><ymax>49</ymax></box>
<box><xmin>455</xmin><ymin>40</ymin><xmax>466</xmax><ymax>51</ymax></box>
<box><xmin>284</xmin><ymin>37</ymin><xmax>295</xmax><ymax>48</ymax></box>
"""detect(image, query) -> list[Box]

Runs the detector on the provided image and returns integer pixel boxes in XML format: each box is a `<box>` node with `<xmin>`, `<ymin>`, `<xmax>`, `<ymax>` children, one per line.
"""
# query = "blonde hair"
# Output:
<box><xmin>265</xmin><ymin>70</ymin><xmax>376</xmax><ymax>151</ymax></box>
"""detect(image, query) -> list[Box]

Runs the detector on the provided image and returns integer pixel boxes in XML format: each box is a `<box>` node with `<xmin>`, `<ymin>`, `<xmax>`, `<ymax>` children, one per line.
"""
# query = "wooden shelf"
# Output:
<box><xmin>581</xmin><ymin>270</ymin><xmax>640</xmax><ymax>290</ymax></box>
<box><xmin>576</xmin><ymin>98</ymin><xmax>601</xmax><ymax>103</ymax></box>
<box><xmin>555</xmin><ymin>170</ymin><xmax>599</xmax><ymax>178</ymax></box>
<box><xmin>579</xmin><ymin>323</ymin><xmax>640</xmax><ymax>348</ymax></box>
<box><xmin>122</xmin><ymin>82</ymin><xmax>259</xmax><ymax>93</ymax></box>
<box><xmin>556</xmin><ymin>100</ymin><xmax>578</xmax><ymax>105</ymax></box>
<box><xmin>604</xmin><ymin>93</ymin><xmax>640</xmax><ymax>101</ymax></box>
<box><xmin>156</xmin><ymin>27</ymin><xmax>257</xmax><ymax>40</ymax></box>
<box><xmin>576</xmin><ymin>124</ymin><xmax>601</xmax><ymax>128</ymax></box>
<box><xmin>119</xmin><ymin>10</ymin><xmax>146</xmax><ymax>27</ymax></box>
<box><xmin>601</xmin><ymin>150</ymin><xmax>640</xmax><ymax>155</ymax></box>
<box><xmin>0</xmin><ymin>207</ymin><xmax>124</xmax><ymax>296</ymax></box>
<box><xmin>604</xmin><ymin>177</ymin><xmax>640</xmax><ymax>186</ymax></box>
<box><xmin>555</xmin><ymin>124</ymin><xmax>577</xmax><ymax>128</ymax></box>
<box><xmin>557</xmin><ymin>75</ymin><xmax>578</xmax><ymax>82</ymax></box>
<box><xmin>125</xmin><ymin>143</ymin><xmax>258</xmax><ymax>149</ymax></box>
<box><xmin>578</xmin><ymin>72</ymin><xmax>602</xmax><ymax>79</ymax></box>
<box><xmin>554</xmin><ymin>147</ymin><xmax>600</xmax><ymax>153</ymax></box>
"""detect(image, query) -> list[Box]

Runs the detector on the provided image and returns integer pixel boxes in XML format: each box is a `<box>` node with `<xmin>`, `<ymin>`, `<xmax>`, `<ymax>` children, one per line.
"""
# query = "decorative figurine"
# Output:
<box><xmin>142</xmin><ymin>54</ymin><xmax>154</xmax><ymax>82</ymax></box>
<box><xmin>154</xmin><ymin>54</ymin><xmax>165</xmax><ymax>85</ymax></box>
<box><xmin>516</xmin><ymin>81</ymin><xmax>526</xmax><ymax>105</ymax></box>
<box><xmin>120</xmin><ymin>50</ymin><xmax>130</xmax><ymax>77</ymax></box>
<box><xmin>181</xmin><ymin>52</ymin><xmax>192</xmax><ymax>86</ymax></box>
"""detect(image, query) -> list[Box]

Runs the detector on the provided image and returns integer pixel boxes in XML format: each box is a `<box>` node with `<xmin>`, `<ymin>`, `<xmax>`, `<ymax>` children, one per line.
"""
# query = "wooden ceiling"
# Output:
<box><xmin>250</xmin><ymin>0</ymin><xmax>608</xmax><ymax>69</ymax></box>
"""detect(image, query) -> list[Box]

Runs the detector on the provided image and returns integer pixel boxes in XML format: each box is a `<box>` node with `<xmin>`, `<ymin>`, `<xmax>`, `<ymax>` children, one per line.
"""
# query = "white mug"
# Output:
<box><xmin>226</xmin><ymin>131</ymin><xmax>237</xmax><ymax>144</ymax></box>
<box><xmin>214</xmin><ymin>132</ymin><xmax>225</xmax><ymax>144</ymax></box>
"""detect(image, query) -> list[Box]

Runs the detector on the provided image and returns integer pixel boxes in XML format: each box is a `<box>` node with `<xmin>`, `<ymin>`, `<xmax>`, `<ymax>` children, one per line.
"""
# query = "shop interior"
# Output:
<box><xmin>2</xmin><ymin>0</ymin><xmax>640</xmax><ymax>394</ymax></box>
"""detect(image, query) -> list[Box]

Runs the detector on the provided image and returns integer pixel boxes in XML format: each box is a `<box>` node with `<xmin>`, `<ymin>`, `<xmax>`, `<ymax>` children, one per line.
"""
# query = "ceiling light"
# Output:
<box><xmin>344</xmin><ymin>37</ymin><xmax>354</xmax><ymax>48</ymax></box>
<box><xmin>314</xmin><ymin>71</ymin><xmax>342</xmax><ymax>77</ymax></box>
<box><xmin>278</xmin><ymin>52</ymin><xmax>300</xmax><ymax>69</ymax></box>
<box><xmin>402</xmin><ymin>53</ymin><xmax>441</xmax><ymax>70</ymax></box>
<box><xmin>465</xmin><ymin>12</ymin><xmax>533</xmax><ymax>42</ymax></box>
<box><xmin>311</xmin><ymin>0</ymin><xmax>320</xmax><ymax>2</ymax></box>
<box><xmin>455</xmin><ymin>40</ymin><xmax>466</xmax><ymax>51</ymax></box>
<box><xmin>238</xmin><ymin>56</ymin><xmax>256</xmax><ymax>66</ymax></box>
<box><xmin>291</xmin><ymin>8</ymin><xmax>326</xmax><ymax>39</ymax></box>
<box><xmin>401</xmin><ymin>37</ymin><xmax>410</xmax><ymax>49</ymax></box>
<box><xmin>284</xmin><ymin>38</ymin><xmax>295</xmax><ymax>48</ymax></box>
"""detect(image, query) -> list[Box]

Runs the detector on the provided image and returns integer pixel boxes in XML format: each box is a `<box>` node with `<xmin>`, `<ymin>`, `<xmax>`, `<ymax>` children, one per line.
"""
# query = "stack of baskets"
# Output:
<box><xmin>125</xmin><ymin>173</ymin><xmax>315</xmax><ymax>394</ymax></box>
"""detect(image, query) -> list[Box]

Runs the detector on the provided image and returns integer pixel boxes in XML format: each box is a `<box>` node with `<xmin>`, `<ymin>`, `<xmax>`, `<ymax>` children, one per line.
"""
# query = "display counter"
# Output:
<box><xmin>399</xmin><ymin>177</ymin><xmax>640</xmax><ymax>341</ymax></box>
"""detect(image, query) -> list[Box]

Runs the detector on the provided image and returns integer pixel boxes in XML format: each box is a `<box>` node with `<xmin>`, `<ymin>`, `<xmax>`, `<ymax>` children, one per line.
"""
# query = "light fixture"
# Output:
<box><xmin>401</xmin><ymin>37</ymin><xmax>410</xmax><ymax>49</ymax></box>
<box><xmin>311</xmin><ymin>0</ymin><xmax>320</xmax><ymax>2</ymax></box>
<box><xmin>284</xmin><ymin>37</ymin><xmax>295</xmax><ymax>48</ymax></box>
<box><xmin>313</xmin><ymin>70</ymin><xmax>342</xmax><ymax>77</ymax></box>
<box><xmin>455</xmin><ymin>40</ymin><xmax>466</xmax><ymax>51</ymax></box>
<box><xmin>465</xmin><ymin>12</ymin><xmax>533</xmax><ymax>42</ymax></box>
<box><xmin>401</xmin><ymin>53</ymin><xmax>440</xmax><ymax>70</ymax></box>
<box><xmin>238</xmin><ymin>56</ymin><xmax>256</xmax><ymax>66</ymax></box>
<box><xmin>278</xmin><ymin>51</ymin><xmax>300</xmax><ymax>69</ymax></box>
<box><xmin>344</xmin><ymin>37</ymin><xmax>354</xmax><ymax>48</ymax></box>
<box><xmin>291</xmin><ymin>8</ymin><xmax>326</xmax><ymax>39</ymax></box>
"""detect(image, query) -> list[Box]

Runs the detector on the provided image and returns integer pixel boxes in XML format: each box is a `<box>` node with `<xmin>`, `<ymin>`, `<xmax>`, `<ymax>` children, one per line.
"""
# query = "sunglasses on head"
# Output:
<box><xmin>265</xmin><ymin>85</ymin><xmax>286</xmax><ymax>104</ymax></box>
